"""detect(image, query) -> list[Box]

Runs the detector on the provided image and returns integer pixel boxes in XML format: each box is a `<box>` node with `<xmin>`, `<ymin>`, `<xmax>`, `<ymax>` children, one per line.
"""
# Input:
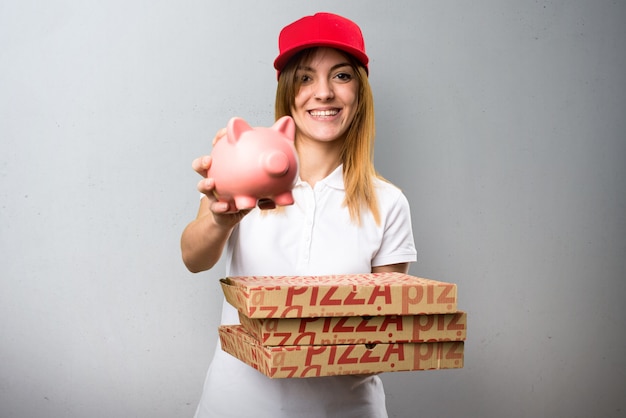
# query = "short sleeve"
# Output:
<box><xmin>371</xmin><ymin>186</ymin><xmax>417</xmax><ymax>267</ymax></box>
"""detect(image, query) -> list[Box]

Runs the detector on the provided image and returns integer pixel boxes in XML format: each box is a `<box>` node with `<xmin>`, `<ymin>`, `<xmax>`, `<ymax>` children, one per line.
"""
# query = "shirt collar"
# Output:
<box><xmin>295</xmin><ymin>164</ymin><xmax>345</xmax><ymax>190</ymax></box>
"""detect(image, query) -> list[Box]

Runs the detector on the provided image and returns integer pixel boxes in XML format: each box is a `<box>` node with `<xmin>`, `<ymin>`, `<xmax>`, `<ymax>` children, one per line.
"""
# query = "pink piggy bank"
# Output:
<box><xmin>208</xmin><ymin>116</ymin><xmax>299</xmax><ymax>212</ymax></box>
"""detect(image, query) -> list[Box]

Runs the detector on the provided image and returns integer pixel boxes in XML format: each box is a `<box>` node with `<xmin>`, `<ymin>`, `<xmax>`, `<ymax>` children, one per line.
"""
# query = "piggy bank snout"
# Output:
<box><xmin>261</xmin><ymin>150</ymin><xmax>291</xmax><ymax>177</ymax></box>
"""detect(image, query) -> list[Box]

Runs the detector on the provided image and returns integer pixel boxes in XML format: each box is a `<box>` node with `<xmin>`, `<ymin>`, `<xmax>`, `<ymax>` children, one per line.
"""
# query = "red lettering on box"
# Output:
<box><xmin>274</xmin><ymin>332</ymin><xmax>292</xmax><ymax>345</ymax></box>
<box><xmin>273</xmin><ymin>351</ymin><xmax>286</xmax><ymax>366</ymax></box>
<box><xmin>337</xmin><ymin>345</ymin><xmax>359</xmax><ymax>364</ymax></box>
<box><xmin>298</xmin><ymin>317</ymin><xmax>319</xmax><ymax>333</ymax></box>
<box><xmin>333</xmin><ymin>317</ymin><xmax>354</xmax><ymax>333</ymax></box>
<box><xmin>264</xmin><ymin>319</ymin><xmax>279</xmax><ymax>332</ymax></box>
<box><xmin>437</xmin><ymin>284</ymin><xmax>455</xmax><ymax>304</ymax></box>
<box><xmin>293</xmin><ymin>332</ymin><xmax>316</xmax><ymax>345</ymax></box>
<box><xmin>279</xmin><ymin>305</ymin><xmax>303</xmax><ymax>318</ymax></box>
<box><xmin>344</xmin><ymin>288</ymin><xmax>366</xmax><ymax>305</ymax></box>
<box><xmin>401</xmin><ymin>286</ymin><xmax>423</xmax><ymax>314</ymax></box>
<box><xmin>282</xmin><ymin>345</ymin><xmax>300</xmax><ymax>352</ymax></box>
<box><xmin>305</xmin><ymin>345</ymin><xmax>327</xmax><ymax>366</ymax></box>
<box><xmin>382</xmin><ymin>343</ymin><xmax>405</xmax><ymax>362</ymax></box>
<box><xmin>309</xmin><ymin>287</ymin><xmax>318</xmax><ymax>305</ymax></box>
<box><xmin>360</xmin><ymin>346</ymin><xmax>381</xmax><ymax>363</ymax></box>
<box><xmin>379</xmin><ymin>315</ymin><xmax>403</xmax><ymax>332</ymax></box>
<box><xmin>367</xmin><ymin>286</ymin><xmax>392</xmax><ymax>305</ymax></box>
<box><xmin>437</xmin><ymin>315</ymin><xmax>445</xmax><ymax>330</ymax></box>
<box><xmin>285</xmin><ymin>286</ymin><xmax>308</xmax><ymax>306</ymax></box>
<box><xmin>300</xmin><ymin>365</ymin><xmax>322</xmax><ymax>377</ymax></box>
<box><xmin>328</xmin><ymin>345</ymin><xmax>337</xmax><ymax>364</ymax></box>
<box><xmin>251</xmin><ymin>291</ymin><xmax>265</xmax><ymax>306</ymax></box>
<box><xmin>413</xmin><ymin>316</ymin><xmax>435</xmax><ymax>341</ymax></box>
<box><xmin>355</xmin><ymin>317</ymin><xmax>378</xmax><ymax>333</ymax></box>
<box><xmin>280</xmin><ymin>366</ymin><xmax>298</xmax><ymax>378</ymax></box>
<box><xmin>320</xmin><ymin>286</ymin><xmax>342</xmax><ymax>305</ymax></box>
<box><xmin>447</xmin><ymin>313</ymin><xmax>465</xmax><ymax>331</ymax></box>
<box><xmin>259</xmin><ymin>305</ymin><xmax>278</xmax><ymax>317</ymax></box>
<box><xmin>320</xmin><ymin>317</ymin><xmax>333</xmax><ymax>333</ymax></box>
<box><xmin>446</xmin><ymin>342</ymin><xmax>464</xmax><ymax>360</ymax></box>
<box><xmin>413</xmin><ymin>344</ymin><xmax>434</xmax><ymax>369</ymax></box>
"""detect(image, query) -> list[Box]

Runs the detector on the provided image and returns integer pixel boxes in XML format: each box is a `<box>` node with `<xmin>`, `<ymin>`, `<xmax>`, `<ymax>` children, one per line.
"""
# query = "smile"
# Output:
<box><xmin>309</xmin><ymin>109</ymin><xmax>339</xmax><ymax>117</ymax></box>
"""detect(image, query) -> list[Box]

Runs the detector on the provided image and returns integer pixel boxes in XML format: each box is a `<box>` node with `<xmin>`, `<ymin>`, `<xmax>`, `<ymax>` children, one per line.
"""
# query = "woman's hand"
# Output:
<box><xmin>191</xmin><ymin>128</ymin><xmax>250</xmax><ymax>228</ymax></box>
<box><xmin>191</xmin><ymin>127</ymin><xmax>226</xmax><ymax>187</ymax></box>
<box><xmin>180</xmin><ymin>128</ymin><xmax>250</xmax><ymax>273</ymax></box>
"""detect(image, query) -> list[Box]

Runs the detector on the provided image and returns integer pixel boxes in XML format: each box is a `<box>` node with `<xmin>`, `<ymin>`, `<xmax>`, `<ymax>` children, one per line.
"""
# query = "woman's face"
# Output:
<box><xmin>291</xmin><ymin>48</ymin><xmax>359</xmax><ymax>145</ymax></box>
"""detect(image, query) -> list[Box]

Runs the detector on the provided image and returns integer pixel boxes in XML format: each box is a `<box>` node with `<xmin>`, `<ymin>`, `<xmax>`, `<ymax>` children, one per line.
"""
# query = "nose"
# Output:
<box><xmin>262</xmin><ymin>150</ymin><xmax>290</xmax><ymax>177</ymax></box>
<box><xmin>314</xmin><ymin>79</ymin><xmax>334</xmax><ymax>100</ymax></box>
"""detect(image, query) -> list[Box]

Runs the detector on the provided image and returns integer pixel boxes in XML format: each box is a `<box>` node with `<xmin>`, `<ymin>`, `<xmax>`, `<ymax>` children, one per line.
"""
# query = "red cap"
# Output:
<box><xmin>274</xmin><ymin>12</ymin><xmax>369</xmax><ymax>78</ymax></box>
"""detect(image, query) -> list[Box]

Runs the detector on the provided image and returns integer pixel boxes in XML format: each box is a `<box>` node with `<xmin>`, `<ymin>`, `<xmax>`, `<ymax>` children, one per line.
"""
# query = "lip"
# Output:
<box><xmin>307</xmin><ymin>108</ymin><xmax>342</xmax><ymax>118</ymax></box>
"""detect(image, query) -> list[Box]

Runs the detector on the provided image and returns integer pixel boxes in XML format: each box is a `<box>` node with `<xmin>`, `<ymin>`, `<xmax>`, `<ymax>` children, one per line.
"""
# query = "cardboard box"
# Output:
<box><xmin>220</xmin><ymin>272</ymin><xmax>457</xmax><ymax>318</ymax></box>
<box><xmin>219</xmin><ymin>325</ymin><xmax>464</xmax><ymax>379</ymax></box>
<box><xmin>238</xmin><ymin>311</ymin><xmax>467</xmax><ymax>346</ymax></box>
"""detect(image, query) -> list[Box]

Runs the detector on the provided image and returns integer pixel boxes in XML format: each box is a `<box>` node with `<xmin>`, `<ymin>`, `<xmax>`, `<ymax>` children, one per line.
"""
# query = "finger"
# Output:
<box><xmin>197</xmin><ymin>177</ymin><xmax>216</xmax><ymax>196</ymax></box>
<box><xmin>210</xmin><ymin>200</ymin><xmax>231</xmax><ymax>214</ymax></box>
<box><xmin>192</xmin><ymin>155</ymin><xmax>212</xmax><ymax>176</ymax></box>
<box><xmin>212</xmin><ymin>128</ymin><xmax>227</xmax><ymax>146</ymax></box>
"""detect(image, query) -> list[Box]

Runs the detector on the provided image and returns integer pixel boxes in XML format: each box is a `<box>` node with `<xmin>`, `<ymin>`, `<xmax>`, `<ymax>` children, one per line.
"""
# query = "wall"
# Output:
<box><xmin>1</xmin><ymin>1</ymin><xmax>624</xmax><ymax>417</ymax></box>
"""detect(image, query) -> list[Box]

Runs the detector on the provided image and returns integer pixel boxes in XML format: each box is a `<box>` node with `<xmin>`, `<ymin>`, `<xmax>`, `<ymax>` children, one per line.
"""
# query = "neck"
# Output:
<box><xmin>296</xmin><ymin>138</ymin><xmax>343</xmax><ymax>187</ymax></box>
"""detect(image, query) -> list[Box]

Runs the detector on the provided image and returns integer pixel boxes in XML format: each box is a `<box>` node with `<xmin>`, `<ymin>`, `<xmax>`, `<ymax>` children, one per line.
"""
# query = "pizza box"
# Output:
<box><xmin>220</xmin><ymin>272</ymin><xmax>457</xmax><ymax>318</ymax></box>
<box><xmin>238</xmin><ymin>311</ymin><xmax>467</xmax><ymax>346</ymax></box>
<box><xmin>219</xmin><ymin>325</ymin><xmax>464</xmax><ymax>379</ymax></box>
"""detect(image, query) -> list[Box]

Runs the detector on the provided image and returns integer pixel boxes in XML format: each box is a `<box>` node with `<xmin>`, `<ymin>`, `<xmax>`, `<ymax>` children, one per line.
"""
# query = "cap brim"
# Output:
<box><xmin>273</xmin><ymin>42</ymin><xmax>369</xmax><ymax>73</ymax></box>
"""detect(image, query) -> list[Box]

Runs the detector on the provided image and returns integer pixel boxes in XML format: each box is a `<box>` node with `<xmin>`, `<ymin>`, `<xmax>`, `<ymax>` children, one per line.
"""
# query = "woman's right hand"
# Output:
<box><xmin>181</xmin><ymin>128</ymin><xmax>249</xmax><ymax>273</ymax></box>
<box><xmin>191</xmin><ymin>128</ymin><xmax>250</xmax><ymax>229</ymax></box>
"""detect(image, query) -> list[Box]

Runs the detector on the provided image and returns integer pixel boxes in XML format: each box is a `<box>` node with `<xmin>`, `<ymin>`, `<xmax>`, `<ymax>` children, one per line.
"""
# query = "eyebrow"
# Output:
<box><xmin>296</xmin><ymin>62</ymin><xmax>353</xmax><ymax>73</ymax></box>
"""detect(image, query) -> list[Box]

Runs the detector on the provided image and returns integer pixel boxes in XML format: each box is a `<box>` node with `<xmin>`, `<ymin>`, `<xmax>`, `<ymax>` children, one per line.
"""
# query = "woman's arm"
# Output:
<box><xmin>180</xmin><ymin>152</ymin><xmax>250</xmax><ymax>273</ymax></box>
<box><xmin>371</xmin><ymin>262</ymin><xmax>409</xmax><ymax>274</ymax></box>
<box><xmin>181</xmin><ymin>196</ymin><xmax>234</xmax><ymax>273</ymax></box>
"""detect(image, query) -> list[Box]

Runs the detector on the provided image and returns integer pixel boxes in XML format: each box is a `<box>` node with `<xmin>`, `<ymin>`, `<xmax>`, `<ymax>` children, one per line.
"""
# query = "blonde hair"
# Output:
<box><xmin>275</xmin><ymin>48</ymin><xmax>383</xmax><ymax>225</ymax></box>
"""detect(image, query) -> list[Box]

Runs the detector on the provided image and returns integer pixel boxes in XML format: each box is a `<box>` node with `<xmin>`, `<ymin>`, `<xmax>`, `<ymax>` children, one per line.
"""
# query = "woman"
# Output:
<box><xmin>181</xmin><ymin>12</ymin><xmax>417</xmax><ymax>418</ymax></box>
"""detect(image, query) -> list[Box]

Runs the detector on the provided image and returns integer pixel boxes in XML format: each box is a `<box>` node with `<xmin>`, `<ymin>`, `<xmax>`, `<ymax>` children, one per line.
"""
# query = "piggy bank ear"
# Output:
<box><xmin>272</xmin><ymin>116</ymin><xmax>296</xmax><ymax>142</ymax></box>
<box><xmin>227</xmin><ymin>117</ymin><xmax>253</xmax><ymax>143</ymax></box>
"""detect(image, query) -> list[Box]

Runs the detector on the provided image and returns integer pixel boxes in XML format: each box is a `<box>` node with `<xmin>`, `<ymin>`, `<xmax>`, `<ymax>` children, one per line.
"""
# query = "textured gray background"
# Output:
<box><xmin>1</xmin><ymin>1</ymin><xmax>624</xmax><ymax>417</ymax></box>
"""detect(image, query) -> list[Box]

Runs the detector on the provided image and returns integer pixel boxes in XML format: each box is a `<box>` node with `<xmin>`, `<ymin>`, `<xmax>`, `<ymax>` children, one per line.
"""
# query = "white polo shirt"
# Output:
<box><xmin>194</xmin><ymin>165</ymin><xmax>417</xmax><ymax>418</ymax></box>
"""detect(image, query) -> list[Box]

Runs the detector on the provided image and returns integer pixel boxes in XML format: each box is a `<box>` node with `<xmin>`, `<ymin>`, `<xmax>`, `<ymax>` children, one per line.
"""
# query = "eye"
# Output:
<box><xmin>334</xmin><ymin>72</ymin><xmax>353</xmax><ymax>82</ymax></box>
<box><xmin>297</xmin><ymin>73</ymin><xmax>313</xmax><ymax>84</ymax></box>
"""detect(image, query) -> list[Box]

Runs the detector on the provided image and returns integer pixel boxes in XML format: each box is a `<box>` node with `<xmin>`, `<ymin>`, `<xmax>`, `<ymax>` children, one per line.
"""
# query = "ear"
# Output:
<box><xmin>227</xmin><ymin>117</ymin><xmax>252</xmax><ymax>143</ymax></box>
<box><xmin>272</xmin><ymin>116</ymin><xmax>296</xmax><ymax>142</ymax></box>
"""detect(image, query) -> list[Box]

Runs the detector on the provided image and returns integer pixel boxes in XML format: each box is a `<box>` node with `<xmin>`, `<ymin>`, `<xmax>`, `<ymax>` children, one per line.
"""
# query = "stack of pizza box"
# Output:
<box><xmin>218</xmin><ymin>272</ymin><xmax>466</xmax><ymax>378</ymax></box>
